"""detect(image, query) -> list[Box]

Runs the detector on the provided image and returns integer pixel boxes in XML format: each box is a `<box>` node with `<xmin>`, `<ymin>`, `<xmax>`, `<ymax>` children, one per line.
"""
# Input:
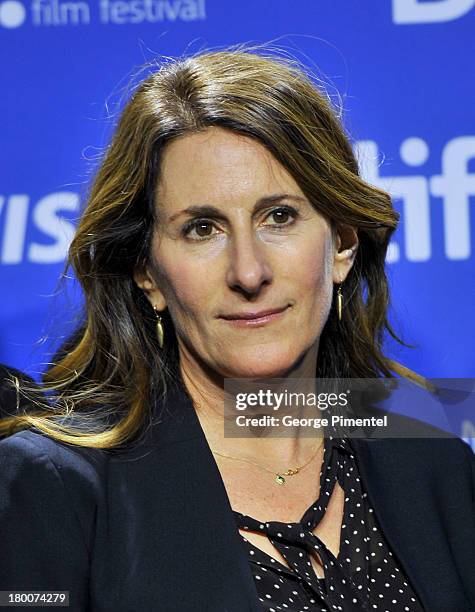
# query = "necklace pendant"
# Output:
<box><xmin>275</xmin><ymin>474</ymin><xmax>286</xmax><ymax>485</ymax></box>
<box><xmin>286</xmin><ymin>468</ymin><xmax>299</xmax><ymax>476</ymax></box>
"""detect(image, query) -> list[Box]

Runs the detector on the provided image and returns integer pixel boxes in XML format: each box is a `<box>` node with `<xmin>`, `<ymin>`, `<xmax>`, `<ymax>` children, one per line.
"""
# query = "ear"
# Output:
<box><xmin>332</xmin><ymin>224</ymin><xmax>359</xmax><ymax>284</ymax></box>
<box><xmin>133</xmin><ymin>265</ymin><xmax>167</xmax><ymax>311</ymax></box>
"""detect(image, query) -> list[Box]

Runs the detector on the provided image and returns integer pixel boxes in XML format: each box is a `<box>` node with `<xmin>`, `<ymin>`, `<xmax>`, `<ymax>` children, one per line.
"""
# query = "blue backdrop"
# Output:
<box><xmin>1</xmin><ymin>0</ymin><xmax>474</xmax><ymax>440</ymax></box>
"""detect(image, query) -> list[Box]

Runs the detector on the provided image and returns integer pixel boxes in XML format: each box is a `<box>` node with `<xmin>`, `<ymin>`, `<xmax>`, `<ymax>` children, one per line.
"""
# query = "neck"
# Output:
<box><xmin>178</xmin><ymin>343</ymin><xmax>324</xmax><ymax>467</ymax></box>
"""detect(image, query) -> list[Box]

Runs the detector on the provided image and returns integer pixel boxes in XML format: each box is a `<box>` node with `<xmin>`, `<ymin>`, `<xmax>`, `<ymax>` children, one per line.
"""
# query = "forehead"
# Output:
<box><xmin>155</xmin><ymin>126</ymin><xmax>305</xmax><ymax>209</ymax></box>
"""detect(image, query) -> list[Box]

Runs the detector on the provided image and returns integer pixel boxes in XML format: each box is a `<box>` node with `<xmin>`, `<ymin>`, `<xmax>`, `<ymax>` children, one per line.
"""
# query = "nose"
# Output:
<box><xmin>225</xmin><ymin>229</ymin><xmax>273</xmax><ymax>296</ymax></box>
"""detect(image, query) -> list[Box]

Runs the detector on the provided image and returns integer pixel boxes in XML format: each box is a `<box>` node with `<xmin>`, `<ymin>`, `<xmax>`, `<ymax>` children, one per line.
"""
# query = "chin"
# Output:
<box><xmin>222</xmin><ymin>348</ymin><xmax>298</xmax><ymax>379</ymax></box>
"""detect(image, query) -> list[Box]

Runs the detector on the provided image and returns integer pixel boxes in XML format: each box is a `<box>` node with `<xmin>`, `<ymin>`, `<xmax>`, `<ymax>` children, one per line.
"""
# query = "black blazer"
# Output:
<box><xmin>0</xmin><ymin>385</ymin><xmax>474</xmax><ymax>611</ymax></box>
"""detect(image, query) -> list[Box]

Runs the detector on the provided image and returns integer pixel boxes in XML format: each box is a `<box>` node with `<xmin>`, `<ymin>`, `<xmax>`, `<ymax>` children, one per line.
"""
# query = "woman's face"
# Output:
<box><xmin>136</xmin><ymin>126</ymin><xmax>356</xmax><ymax>381</ymax></box>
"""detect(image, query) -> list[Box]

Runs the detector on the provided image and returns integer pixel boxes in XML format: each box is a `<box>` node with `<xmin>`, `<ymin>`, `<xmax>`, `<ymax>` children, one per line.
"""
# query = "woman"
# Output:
<box><xmin>0</xmin><ymin>48</ymin><xmax>474</xmax><ymax>612</ymax></box>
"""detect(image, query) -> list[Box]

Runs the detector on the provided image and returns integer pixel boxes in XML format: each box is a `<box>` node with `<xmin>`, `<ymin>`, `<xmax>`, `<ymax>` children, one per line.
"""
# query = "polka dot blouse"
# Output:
<box><xmin>233</xmin><ymin>436</ymin><xmax>424</xmax><ymax>612</ymax></box>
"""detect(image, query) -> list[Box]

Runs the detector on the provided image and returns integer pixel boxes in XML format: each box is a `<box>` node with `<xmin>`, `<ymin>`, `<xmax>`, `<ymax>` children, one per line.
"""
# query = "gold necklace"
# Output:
<box><xmin>211</xmin><ymin>438</ymin><xmax>324</xmax><ymax>485</ymax></box>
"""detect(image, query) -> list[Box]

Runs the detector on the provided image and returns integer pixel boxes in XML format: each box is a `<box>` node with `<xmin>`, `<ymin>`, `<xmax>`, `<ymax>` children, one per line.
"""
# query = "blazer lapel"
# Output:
<box><xmin>149</xmin><ymin>385</ymin><xmax>262</xmax><ymax>611</ymax></box>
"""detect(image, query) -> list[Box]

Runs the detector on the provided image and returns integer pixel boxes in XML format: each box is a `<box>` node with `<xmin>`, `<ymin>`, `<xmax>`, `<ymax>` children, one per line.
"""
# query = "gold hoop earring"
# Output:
<box><xmin>337</xmin><ymin>283</ymin><xmax>343</xmax><ymax>321</ymax></box>
<box><xmin>153</xmin><ymin>306</ymin><xmax>165</xmax><ymax>348</ymax></box>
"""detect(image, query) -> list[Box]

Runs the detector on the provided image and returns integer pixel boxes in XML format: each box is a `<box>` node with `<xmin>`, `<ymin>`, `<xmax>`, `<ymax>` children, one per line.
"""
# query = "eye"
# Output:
<box><xmin>182</xmin><ymin>219</ymin><xmax>218</xmax><ymax>240</ymax></box>
<box><xmin>264</xmin><ymin>206</ymin><xmax>298</xmax><ymax>227</ymax></box>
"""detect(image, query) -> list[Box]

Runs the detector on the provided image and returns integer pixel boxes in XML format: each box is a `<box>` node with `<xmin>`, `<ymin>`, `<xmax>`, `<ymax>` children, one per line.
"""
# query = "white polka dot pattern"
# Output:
<box><xmin>233</xmin><ymin>437</ymin><xmax>424</xmax><ymax>611</ymax></box>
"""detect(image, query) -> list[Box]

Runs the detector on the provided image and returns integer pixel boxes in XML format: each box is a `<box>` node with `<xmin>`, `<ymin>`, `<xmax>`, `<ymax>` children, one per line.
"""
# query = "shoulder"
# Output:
<box><xmin>0</xmin><ymin>427</ymin><xmax>108</xmax><ymax>484</ymax></box>
<box><xmin>351</xmin><ymin>427</ymin><xmax>475</xmax><ymax>495</ymax></box>
<box><xmin>351</xmin><ymin>403</ymin><xmax>474</xmax><ymax>467</ymax></box>
<box><xmin>0</xmin><ymin>429</ymin><xmax>110</xmax><ymax>596</ymax></box>
<box><xmin>0</xmin><ymin>423</ymin><xmax>163</xmax><ymax>502</ymax></box>
<box><xmin>0</xmin><ymin>429</ymin><xmax>111</xmax><ymax>551</ymax></box>
<box><xmin>383</xmin><ymin>435</ymin><xmax>474</xmax><ymax>471</ymax></box>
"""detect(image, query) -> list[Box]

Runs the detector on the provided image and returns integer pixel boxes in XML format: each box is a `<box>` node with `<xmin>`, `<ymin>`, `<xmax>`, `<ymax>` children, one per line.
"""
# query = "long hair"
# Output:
<box><xmin>0</xmin><ymin>45</ymin><xmax>424</xmax><ymax>448</ymax></box>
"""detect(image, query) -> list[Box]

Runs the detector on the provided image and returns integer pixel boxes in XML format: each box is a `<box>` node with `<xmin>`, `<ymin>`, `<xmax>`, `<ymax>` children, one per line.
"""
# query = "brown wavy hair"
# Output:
<box><xmin>0</xmin><ymin>44</ymin><xmax>424</xmax><ymax>448</ymax></box>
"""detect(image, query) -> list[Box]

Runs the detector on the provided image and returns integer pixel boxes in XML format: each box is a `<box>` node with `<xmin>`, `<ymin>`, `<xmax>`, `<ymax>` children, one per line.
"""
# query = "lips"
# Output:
<box><xmin>220</xmin><ymin>305</ymin><xmax>288</xmax><ymax>320</ymax></box>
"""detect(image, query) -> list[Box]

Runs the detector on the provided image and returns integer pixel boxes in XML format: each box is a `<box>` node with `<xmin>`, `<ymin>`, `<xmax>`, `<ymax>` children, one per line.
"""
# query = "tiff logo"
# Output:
<box><xmin>393</xmin><ymin>0</ymin><xmax>475</xmax><ymax>24</ymax></box>
<box><xmin>0</xmin><ymin>0</ymin><xmax>206</xmax><ymax>27</ymax></box>
<box><xmin>355</xmin><ymin>136</ymin><xmax>475</xmax><ymax>262</ymax></box>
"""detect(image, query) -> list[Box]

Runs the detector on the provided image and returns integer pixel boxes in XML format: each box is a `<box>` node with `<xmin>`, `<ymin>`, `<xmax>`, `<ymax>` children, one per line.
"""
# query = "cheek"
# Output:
<box><xmin>286</xmin><ymin>236</ymin><xmax>333</xmax><ymax>296</ymax></box>
<box><xmin>153</xmin><ymin>256</ymin><xmax>209</xmax><ymax>320</ymax></box>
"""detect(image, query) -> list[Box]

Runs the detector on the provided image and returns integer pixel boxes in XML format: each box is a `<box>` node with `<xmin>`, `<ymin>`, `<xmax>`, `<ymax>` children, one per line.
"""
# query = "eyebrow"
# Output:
<box><xmin>167</xmin><ymin>194</ymin><xmax>309</xmax><ymax>223</ymax></box>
